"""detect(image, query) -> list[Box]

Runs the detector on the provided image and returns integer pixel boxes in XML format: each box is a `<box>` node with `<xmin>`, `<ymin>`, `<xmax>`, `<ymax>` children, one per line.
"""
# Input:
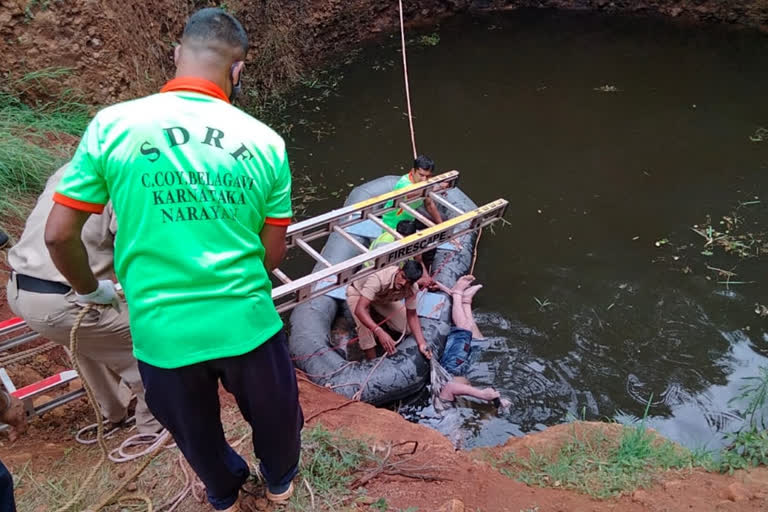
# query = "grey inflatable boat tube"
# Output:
<box><xmin>288</xmin><ymin>176</ymin><xmax>479</xmax><ymax>405</ymax></box>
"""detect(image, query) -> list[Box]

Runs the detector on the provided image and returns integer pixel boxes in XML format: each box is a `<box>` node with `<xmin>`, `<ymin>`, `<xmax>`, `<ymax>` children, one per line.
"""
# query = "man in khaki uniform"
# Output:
<box><xmin>346</xmin><ymin>260</ymin><xmax>432</xmax><ymax>361</ymax></box>
<box><xmin>6</xmin><ymin>165</ymin><xmax>159</xmax><ymax>434</ymax></box>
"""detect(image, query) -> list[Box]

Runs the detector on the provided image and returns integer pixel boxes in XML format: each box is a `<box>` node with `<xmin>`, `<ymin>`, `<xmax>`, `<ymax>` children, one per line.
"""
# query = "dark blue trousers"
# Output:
<box><xmin>0</xmin><ymin>459</ymin><xmax>15</xmax><ymax>512</ymax></box>
<box><xmin>138</xmin><ymin>329</ymin><xmax>303</xmax><ymax>510</ymax></box>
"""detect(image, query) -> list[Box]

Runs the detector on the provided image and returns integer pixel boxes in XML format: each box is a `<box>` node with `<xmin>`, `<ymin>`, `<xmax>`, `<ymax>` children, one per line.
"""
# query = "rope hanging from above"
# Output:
<box><xmin>398</xmin><ymin>0</ymin><xmax>418</xmax><ymax>159</ymax></box>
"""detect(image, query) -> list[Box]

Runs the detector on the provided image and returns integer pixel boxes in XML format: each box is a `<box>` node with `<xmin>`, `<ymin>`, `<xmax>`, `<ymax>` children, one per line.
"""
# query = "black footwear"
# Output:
<box><xmin>0</xmin><ymin>229</ymin><xmax>8</xmax><ymax>249</ymax></box>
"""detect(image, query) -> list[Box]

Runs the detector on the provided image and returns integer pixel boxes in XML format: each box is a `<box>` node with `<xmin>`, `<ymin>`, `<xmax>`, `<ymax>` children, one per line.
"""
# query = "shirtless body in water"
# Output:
<box><xmin>437</xmin><ymin>275</ymin><xmax>510</xmax><ymax>407</ymax></box>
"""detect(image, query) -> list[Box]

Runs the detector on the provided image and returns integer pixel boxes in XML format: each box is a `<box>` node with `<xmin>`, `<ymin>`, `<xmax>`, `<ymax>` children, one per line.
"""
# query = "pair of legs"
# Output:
<box><xmin>0</xmin><ymin>459</ymin><xmax>15</xmax><ymax>512</ymax></box>
<box><xmin>138</xmin><ymin>330</ymin><xmax>303</xmax><ymax>510</ymax></box>
<box><xmin>6</xmin><ymin>278</ymin><xmax>159</xmax><ymax>433</ymax></box>
<box><xmin>439</xmin><ymin>276</ymin><xmax>507</xmax><ymax>406</ymax></box>
<box><xmin>450</xmin><ymin>275</ymin><xmax>484</xmax><ymax>340</ymax></box>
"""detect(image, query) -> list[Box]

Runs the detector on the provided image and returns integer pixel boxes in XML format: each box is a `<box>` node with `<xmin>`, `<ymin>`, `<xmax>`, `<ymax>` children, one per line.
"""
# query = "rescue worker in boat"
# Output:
<box><xmin>381</xmin><ymin>155</ymin><xmax>443</xmax><ymax>229</ymax></box>
<box><xmin>381</xmin><ymin>155</ymin><xmax>444</xmax><ymax>274</ymax></box>
<box><xmin>346</xmin><ymin>260</ymin><xmax>433</xmax><ymax>361</ymax></box>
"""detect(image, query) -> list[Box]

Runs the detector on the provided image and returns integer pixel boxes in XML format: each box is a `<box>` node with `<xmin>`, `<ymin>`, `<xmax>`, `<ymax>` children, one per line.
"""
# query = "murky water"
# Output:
<box><xmin>275</xmin><ymin>9</ymin><xmax>768</xmax><ymax>450</ymax></box>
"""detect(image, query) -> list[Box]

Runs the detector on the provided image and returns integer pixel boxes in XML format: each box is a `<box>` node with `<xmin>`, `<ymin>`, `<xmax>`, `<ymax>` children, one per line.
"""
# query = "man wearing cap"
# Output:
<box><xmin>43</xmin><ymin>8</ymin><xmax>302</xmax><ymax>512</ymax></box>
<box><xmin>6</xmin><ymin>165</ymin><xmax>159</xmax><ymax>435</ymax></box>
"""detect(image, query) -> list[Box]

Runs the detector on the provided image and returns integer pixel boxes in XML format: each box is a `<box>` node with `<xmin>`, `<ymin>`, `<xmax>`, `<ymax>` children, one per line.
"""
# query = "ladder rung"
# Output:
<box><xmin>428</xmin><ymin>192</ymin><xmax>465</xmax><ymax>216</ymax></box>
<box><xmin>333</xmin><ymin>226</ymin><xmax>369</xmax><ymax>253</ymax></box>
<box><xmin>366</xmin><ymin>214</ymin><xmax>402</xmax><ymax>239</ymax></box>
<box><xmin>273</xmin><ymin>268</ymin><xmax>292</xmax><ymax>284</ymax></box>
<box><xmin>296</xmin><ymin>239</ymin><xmax>333</xmax><ymax>268</ymax></box>
<box><xmin>397</xmin><ymin>202</ymin><xmax>435</xmax><ymax>227</ymax></box>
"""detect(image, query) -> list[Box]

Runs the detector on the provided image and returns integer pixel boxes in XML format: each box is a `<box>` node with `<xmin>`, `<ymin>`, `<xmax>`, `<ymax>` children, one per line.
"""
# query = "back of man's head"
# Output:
<box><xmin>402</xmin><ymin>260</ymin><xmax>423</xmax><ymax>282</ymax></box>
<box><xmin>413</xmin><ymin>155</ymin><xmax>435</xmax><ymax>172</ymax></box>
<box><xmin>395</xmin><ymin>220</ymin><xmax>417</xmax><ymax>237</ymax></box>
<box><xmin>182</xmin><ymin>8</ymin><xmax>248</xmax><ymax>59</ymax></box>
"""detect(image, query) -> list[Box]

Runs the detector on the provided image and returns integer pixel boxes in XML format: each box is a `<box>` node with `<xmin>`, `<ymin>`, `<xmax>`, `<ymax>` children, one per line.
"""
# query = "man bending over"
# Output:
<box><xmin>346</xmin><ymin>260</ymin><xmax>432</xmax><ymax>360</ymax></box>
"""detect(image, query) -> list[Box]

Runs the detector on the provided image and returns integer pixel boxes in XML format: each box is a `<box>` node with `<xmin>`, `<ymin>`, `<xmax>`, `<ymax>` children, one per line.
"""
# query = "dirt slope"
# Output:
<box><xmin>4</xmin><ymin>373</ymin><xmax>768</xmax><ymax>511</ymax></box>
<box><xmin>2</xmin><ymin>0</ymin><xmax>766</xmax><ymax>105</ymax></box>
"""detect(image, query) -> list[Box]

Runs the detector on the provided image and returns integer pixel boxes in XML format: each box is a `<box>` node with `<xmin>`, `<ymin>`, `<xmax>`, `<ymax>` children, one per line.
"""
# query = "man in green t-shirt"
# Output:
<box><xmin>381</xmin><ymin>155</ymin><xmax>444</xmax><ymax>229</ymax></box>
<box><xmin>44</xmin><ymin>9</ymin><xmax>301</xmax><ymax>511</ymax></box>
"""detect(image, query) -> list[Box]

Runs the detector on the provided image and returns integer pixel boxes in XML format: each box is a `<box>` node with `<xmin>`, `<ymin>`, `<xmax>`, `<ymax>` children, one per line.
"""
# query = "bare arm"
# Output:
<box><xmin>425</xmin><ymin>197</ymin><xmax>443</xmax><ymax>224</ymax></box>
<box><xmin>406</xmin><ymin>308</ymin><xmax>431</xmax><ymax>359</ymax></box>
<box><xmin>259</xmin><ymin>223</ymin><xmax>288</xmax><ymax>272</ymax></box>
<box><xmin>45</xmin><ymin>203</ymin><xmax>98</xmax><ymax>294</ymax></box>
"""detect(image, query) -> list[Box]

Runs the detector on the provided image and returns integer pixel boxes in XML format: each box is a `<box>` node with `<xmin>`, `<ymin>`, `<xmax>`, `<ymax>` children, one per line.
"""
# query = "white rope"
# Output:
<box><xmin>398</xmin><ymin>0</ymin><xmax>418</xmax><ymax>159</ymax></box>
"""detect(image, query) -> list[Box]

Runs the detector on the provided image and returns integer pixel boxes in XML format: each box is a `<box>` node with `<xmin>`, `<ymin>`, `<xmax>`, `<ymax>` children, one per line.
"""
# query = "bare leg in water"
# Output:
<box><xmin>449</xmin><ymin>276</ymin><xmax>484</xmax><ymax>340</ymax></box>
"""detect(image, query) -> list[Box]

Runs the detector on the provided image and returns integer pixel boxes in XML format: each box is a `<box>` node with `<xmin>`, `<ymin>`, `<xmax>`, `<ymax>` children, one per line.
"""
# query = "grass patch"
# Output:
<box><xmin>0</xmin><ymin>68</ymin><xmax>91</xmax><ymax>227</ymax></box>
<box><xmin>14</xmin><ymin>422</ymin><xmax>390</xmax><ymax>511</ymax></box>
<box><xmin>494</xmin><ymin>423</ymin><xmax>709</xmax><ymax>498</ymax></box>
<box><xmin>289</xmin><ymin>424</ymin><xmax>381</xmax><ymax>510</ymax></box>
<box><xmin>719</xmin><ymin>365</ymin><xmax>768</xmax><ymax>474</ymax></box>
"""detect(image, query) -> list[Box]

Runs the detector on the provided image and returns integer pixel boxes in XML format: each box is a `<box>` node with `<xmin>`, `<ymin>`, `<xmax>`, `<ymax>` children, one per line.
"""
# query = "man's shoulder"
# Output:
<box><xmin>372</xmin><ymin>265</ymin><xmax>398</xmax><ymax>283</ymax></box>
<box><xmin>87</xmin><ymin>94</ymin><xmax>166</xmax><ymax>131</ymax></box>
<box><xmin>393</xmin><ymin>173</ymin><xmax>412</xmax><ymax>189</ymax></box>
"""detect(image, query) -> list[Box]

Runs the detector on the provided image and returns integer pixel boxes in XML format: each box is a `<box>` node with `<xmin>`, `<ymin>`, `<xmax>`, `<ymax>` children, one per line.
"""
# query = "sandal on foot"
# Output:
<box><xmin>266</xmin><ymin>481</ymin><xmax>294</xmax><ymax>504</ymax></box>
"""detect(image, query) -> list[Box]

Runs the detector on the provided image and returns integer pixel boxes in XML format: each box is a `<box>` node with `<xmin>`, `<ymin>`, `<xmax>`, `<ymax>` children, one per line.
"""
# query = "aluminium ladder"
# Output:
<box><xmin>271</xmin><ymin>170</ymin><xmax>508</xmax><ymax>312</ymax></box>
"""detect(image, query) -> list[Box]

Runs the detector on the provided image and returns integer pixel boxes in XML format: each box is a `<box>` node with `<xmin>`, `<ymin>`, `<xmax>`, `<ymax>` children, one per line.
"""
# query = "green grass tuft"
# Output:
<box><xmin>495</xmin><ymin>423</ymin><xmax>706</xmax><ymax>498</ymax></box>
<box><xmin>0</xmin><ymin>69</ymin><xmax>91</xmax><ymax>226</ymax></box>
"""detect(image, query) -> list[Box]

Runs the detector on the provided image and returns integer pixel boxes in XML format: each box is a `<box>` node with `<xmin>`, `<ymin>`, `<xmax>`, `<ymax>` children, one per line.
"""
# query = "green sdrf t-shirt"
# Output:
<box><xmin>55</xmin><ymin>85</ymin><xmax>292</xmax><ymax>369</ymax></box>
<box><xmin>381</xmin><ymin>173</ymin><xmax>425</xmax><ymax>229</ymax></box>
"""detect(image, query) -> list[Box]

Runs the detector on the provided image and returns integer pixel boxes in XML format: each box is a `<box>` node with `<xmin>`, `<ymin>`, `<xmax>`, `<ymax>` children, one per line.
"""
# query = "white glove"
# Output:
<box><xmin>75</xmin><ymin>280</ymin><xmax>121</xmax><ymax>312</ymax></box>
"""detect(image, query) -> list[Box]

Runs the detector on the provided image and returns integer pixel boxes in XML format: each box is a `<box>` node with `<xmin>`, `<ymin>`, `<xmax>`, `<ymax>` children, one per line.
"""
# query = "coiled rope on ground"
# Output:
<box><xmin>54</xmin><ymin>304</ymin><xmax>171</xmax><ymax>512</ymax></box>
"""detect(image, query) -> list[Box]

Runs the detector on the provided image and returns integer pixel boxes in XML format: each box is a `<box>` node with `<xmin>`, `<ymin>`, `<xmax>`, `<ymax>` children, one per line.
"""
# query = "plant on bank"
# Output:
<box><xmin>0</xmin><ymin>68</ymin><xmax>91</xmax><ymax>223</ymax></box>
<box><xmin>720</xmin><ymin>365</ymin><xmax>768</xmax><ymax>473</ymax></box>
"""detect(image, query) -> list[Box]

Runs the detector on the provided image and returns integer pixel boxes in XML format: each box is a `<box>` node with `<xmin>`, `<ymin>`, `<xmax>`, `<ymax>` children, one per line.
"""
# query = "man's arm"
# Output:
<box><xmin>406</xmin><ymin>308</ymin><xmax>432</xmax><ymax>359</ymax></box>
<box><xmin>354</xmin><ymin>296</ymin><xmax>397</xmax><ymax>354</ymax></box>
<box><xmin>425</xmin><ymin>197</ymin><xmax>443</xmax><ymax>224</ymax></box>
<box><xmin>44</xmin><ymin>203</ymin><xmax>98</xmax><ymax>294</ymax></box>
<box><xmin>260</xmin><ymin>224</ymin><xmax>287</xmax><ymax>272</ymax></box>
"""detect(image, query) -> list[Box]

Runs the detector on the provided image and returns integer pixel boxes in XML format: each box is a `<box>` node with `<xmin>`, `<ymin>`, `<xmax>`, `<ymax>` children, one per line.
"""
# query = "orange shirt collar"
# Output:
<box><xmin>160</xmin><ymin>77</ymin><xmax>230</xmax><ymax>104</ymax></box>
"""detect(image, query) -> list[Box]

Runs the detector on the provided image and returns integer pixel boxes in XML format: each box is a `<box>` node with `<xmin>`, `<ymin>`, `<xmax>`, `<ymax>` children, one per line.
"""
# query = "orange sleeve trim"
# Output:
<box><xmin>53</xmin><ymin>192</ymin><xmax>105</xmax><ymax>214</ymax></box>
<box><xmin>264</xmin><ymin>217</ymin><xmax>292</xmax><ymax>227</ymax></box>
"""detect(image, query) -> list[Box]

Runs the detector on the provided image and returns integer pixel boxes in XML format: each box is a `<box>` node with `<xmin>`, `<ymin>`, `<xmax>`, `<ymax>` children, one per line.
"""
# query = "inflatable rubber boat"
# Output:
<box><xmin>288</xmin><ymin>176</ymin><xmax>479</xmax><ymax>405</ymax></box>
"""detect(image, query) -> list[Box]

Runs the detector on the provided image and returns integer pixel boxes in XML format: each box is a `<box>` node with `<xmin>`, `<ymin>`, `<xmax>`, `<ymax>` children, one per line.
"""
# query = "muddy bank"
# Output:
<box><xmin>2</xmin><ymin>0</ymin><xmax>766</xmax><ymax>105</ymax></box>
<box><xmin>5</xmin><ymin>375</ymin><xmax>768</xmax><ymax>511</ymax></box>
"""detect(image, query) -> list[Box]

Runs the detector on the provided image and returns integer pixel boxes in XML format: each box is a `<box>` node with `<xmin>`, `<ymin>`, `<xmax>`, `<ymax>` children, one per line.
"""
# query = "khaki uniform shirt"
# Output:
<box><xmin>350</xmin><ymin>266</ymin><xmax>418</xmax><ymax>309</ymax></box>
<box><xmin>8</xmin><ymin>165</ymin><xmax>117</xmax><ymax>284</ymax></box>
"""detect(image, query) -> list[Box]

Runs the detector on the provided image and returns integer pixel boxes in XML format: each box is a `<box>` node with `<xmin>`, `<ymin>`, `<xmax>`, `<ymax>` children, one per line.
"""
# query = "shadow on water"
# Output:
<box><xmin>276</xmin><ymin>8</ymin><xmax>768</xmax><ymax>449</ymax></box>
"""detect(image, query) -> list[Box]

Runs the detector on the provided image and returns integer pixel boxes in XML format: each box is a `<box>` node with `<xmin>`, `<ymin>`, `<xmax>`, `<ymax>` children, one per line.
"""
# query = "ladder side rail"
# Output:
<box><xmin>272</xmin><ymin>199</ymin><xmax>508</xmax><ymax>312</ymax></box>
<box><xmin>0</xmin><ymin>317</ymin><xmax>27</xmax><ymax>337</ymax></box>
<box><xmin>32</xmin><ymin>389</ymin><xmax>87</xmax><ymax>417</ymax></box>
<box><xmin>0</xmin><ymin>332</ymin><xmax>41</xmax><ymax>353</ymax></box>
<box><xmin>285</xmin><ymin>171</ymin><xmax>459</xmax><ymax>247</ymax></box>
